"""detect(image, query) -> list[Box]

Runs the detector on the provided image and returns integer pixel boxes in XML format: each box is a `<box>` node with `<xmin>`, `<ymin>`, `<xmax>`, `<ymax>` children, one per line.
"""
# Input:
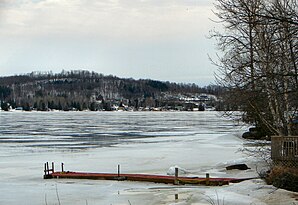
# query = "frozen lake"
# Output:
<box><xmin>0</xmin><ymin>111</ymin><xmax>276</xmax><ymax>205</ymax></box>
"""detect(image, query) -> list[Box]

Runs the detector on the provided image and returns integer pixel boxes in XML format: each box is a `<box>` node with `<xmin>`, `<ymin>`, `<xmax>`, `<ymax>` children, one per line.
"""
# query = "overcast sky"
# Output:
<box><xmin>0</xmin><ymin>0</ymin><xmax>219</xmax><ymax>86</ymax></box>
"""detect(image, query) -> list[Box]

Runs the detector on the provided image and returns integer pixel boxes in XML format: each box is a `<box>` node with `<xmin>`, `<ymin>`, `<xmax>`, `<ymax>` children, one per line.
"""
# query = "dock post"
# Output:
<box><xmin>117</xmin><ymin>164</ymin><xmax>120</xmax><ymax>180</ymax></box>
<box><xmin>61</xmin><ymin>163</ymin><xmax>64</xmax><ymax>172</ymax></box>
<box><xmin>206</xmin><ymin>173</ymin><xmax>210</xmax><ymax>185</ymax></box>
<box><xmin>52</xmin><ymin>162</ymin><xmax>54</xmax><ymax>173</ymax></box>
<box><xmin>46</xmin><ymin>162</ymin><xmax>49</xmax><ymax>175</ymax></box>
<box><xmin>174</xmin><ymin>167</ymin><xmax>179</xmax><ymax>185</ymax></box>
<box><xmin>44</xmin><ymin>163</ymin><xmax>47</xmax><ymax>176</ymax></box>
<box><xmin>44</xmin><ymin>162</ymin><xmax>53</xmax><ymax>179</ymax></box>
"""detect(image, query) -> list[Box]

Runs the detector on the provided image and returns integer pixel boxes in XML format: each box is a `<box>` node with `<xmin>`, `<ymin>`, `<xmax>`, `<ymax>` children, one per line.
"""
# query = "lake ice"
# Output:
<box><xmin>0</xmin><ymin>111</ymin><xmax>293</xmax><ymax>205</ymax></box>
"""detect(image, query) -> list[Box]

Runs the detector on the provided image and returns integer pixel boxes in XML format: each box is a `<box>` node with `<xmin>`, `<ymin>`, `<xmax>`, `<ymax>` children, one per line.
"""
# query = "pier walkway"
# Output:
<box><xmin>43</xmin><ymin>162</ymin><xmax>254</xmax><ymax>186</ymax></box>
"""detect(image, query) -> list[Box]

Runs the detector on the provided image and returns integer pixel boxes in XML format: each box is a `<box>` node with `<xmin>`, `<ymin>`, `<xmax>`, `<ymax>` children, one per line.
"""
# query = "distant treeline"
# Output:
<box><xmin>0</xmin><ymin>70</ymin><xmax>224</xmax><ymax>111</ymax></box>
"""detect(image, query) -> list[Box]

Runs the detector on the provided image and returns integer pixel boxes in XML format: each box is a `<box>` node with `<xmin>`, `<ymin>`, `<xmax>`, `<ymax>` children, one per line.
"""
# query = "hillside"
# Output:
<box><xmin>0</xmin><ymin>70</ymin><xmax>222</xmax><ymax>111</ymax></box>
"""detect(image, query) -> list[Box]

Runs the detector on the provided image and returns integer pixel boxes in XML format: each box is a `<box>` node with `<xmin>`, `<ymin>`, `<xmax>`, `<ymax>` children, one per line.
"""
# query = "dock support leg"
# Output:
<box><xmin>174</xmin><ymin>168</ymin><xmax>179</xmax><ymax>185</ymax></box>
<box><xmin>46</xmin><ymin>162</ymin><xmax>49</xmax><ymax>175</ymax></box>
<box><xmin>118</xmin><ymin>164</ymin><xmax>120</xmax><ymax>180</ymax></box>
<box><xmin>44</xmin><ymin>162</ymin><xmax>53</xmax><ymax>179</ymax></box>
<box><xmin>206</xmin><ymin>173</ymin><xmax>210</xmax><ymax>185</ymax></box>
<box><xmin>44</xmin><ymin>163</ymin><xmax>47</xmax><ymax>176</ymax></box>
<box><xmin>52</xmin><ymin>162</ymin><xmax>54</xmax><ymax>173</ymax></box>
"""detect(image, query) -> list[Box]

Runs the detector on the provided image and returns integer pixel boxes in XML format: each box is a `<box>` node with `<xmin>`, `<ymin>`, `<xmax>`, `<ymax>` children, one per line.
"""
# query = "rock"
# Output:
<box><xmin>242</xmin><ymin>131</ymin><xmax>255</xmax><ymax>139</ymax></box>
<box><xmin>242</xmin><ymin>128</ymin><xmax>267</xmax><ymax>140</ymax></box>
<box><xmin>226</xmin><ymin>164</ymin><xmax>251</xmax><ymax>170</ymax></box>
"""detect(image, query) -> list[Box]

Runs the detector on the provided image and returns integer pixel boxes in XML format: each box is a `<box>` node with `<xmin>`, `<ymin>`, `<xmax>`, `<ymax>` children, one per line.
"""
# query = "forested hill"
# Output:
<box><xmin>0</xmin><ymin>70</ymin><xmax>222</xmax><ymax>111</ymax></box>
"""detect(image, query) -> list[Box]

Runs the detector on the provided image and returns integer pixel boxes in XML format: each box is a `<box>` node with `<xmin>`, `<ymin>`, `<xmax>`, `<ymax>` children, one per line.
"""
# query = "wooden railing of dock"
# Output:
<box><xmin>271</xmin><ymin>136</ymin><xmax>298</xmax><ymax>167</ymax></box>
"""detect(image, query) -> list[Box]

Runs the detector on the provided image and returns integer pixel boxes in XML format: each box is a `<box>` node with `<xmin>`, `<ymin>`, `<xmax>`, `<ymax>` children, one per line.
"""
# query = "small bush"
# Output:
<box><xmin>266</xmin><ymin>166</ymin><xmax>298</xmax><ymax>192</ymax></box>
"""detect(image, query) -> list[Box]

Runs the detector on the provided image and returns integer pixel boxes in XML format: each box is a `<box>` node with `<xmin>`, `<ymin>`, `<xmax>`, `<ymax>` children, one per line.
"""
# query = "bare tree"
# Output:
<box><xmin>211</xmin><ymin>0</ymin><xmax>298</xmax><ymax>136</ymax></box>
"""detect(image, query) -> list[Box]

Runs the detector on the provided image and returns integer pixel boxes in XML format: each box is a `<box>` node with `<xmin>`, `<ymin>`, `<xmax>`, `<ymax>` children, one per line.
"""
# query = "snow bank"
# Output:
<box><xmin>167</xmin><ymin>165</ymin><xmax>189</xmax><ymax>176</ymax></box>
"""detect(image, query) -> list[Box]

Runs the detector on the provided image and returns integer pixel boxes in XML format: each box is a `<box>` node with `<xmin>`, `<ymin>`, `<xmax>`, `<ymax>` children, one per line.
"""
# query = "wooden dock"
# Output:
<box><xmin>43</xmin><ymin>162</ymin><xmax>253</xmax><ymax>186</ymax></box>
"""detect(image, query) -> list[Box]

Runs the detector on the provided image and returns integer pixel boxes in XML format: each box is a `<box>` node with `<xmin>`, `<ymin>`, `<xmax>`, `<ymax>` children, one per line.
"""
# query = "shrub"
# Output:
<box><xmin>266</xmin><ymin>166</ymin><xmax>298</xmax><ymax>192</ymax></box>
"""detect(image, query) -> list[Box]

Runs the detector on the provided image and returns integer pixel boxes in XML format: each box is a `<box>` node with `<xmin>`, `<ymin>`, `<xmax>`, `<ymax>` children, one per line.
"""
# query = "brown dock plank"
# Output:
<box><xmin>46</xmin><ymin>171</ymin><xmax>252</xmax><ymax>186</ymax></box>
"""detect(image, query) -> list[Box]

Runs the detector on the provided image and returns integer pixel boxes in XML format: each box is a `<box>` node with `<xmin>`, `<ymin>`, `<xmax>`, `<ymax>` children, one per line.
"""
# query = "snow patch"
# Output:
<box><xmin>167</xmin><ymin>165</ymin><xmax>189</xmax><ymax>175</ymax></box>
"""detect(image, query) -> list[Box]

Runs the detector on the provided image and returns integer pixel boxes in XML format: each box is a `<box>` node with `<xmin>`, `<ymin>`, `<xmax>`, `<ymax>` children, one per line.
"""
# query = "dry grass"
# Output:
<box><xmin>266</xmin><ymin>166</ymin><xmax>298</xmax><ymax>192</ymax></box>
